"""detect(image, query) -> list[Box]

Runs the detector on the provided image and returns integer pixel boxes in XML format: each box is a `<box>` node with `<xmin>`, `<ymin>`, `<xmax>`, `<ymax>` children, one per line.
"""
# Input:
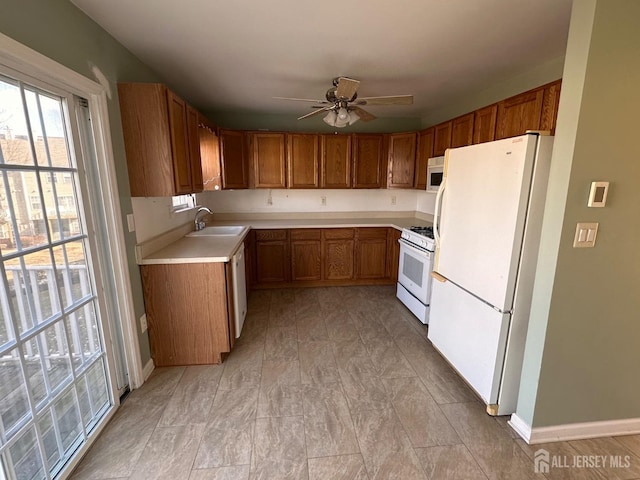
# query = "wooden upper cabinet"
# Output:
<box><xmin>540</xmin><ymin>79</ymin><xmax>562</xmax><ymax>134</ymax></box>
<box><xmin>414</xmin><ymin>128</ymin><xmax>435</xmax><ymax>190</ymax></box>
<box><xmin>186</xmin><ymin>105</ymin><xmax>203</xmax><ymax>192</ymax></box>
<box><xmin>387</xmin><ymin>132</ymin><xmax>417</xmax><ymax>189</ymax></box>
<box><xmin>199</xmin><ymin>118</ymin><xmax>221</xmax><ymax>191</ymax></box>
<box><xmin>433</xmin><ymin>121</ymin><xmax>452</xmax><ymax>157</ymax></box>
<box><xmin>250</xmin><ymin>132</ymin><xmax>286</xmax><ymax>188</ymax></box>
<box><xmin>451</xmin><ymin>113</ymin><xmax>474</xmax><ymax>148</ymax></box>
<box><xmin>320</xmin><ymin>134</ymin><xmax>351</xmax><ymax>188</ymax></box>
<box><xmin>495</xmin><ymin>88</ymin><xmax>544</xmax><ymax>140</ymax></box>
<box><xmin>219</xmin><ymin>129</ymin><xmax>248</xmax><ymax>189</ymax></box>
<box><xmin>118</xmin><ymin>83</ymin><xmax>203</xmax><ymax>197</ymax></box>
<box><xmin>287</xmin><ymin>134</ymin><xmax>319</xmax><ymax>189</ymax></box>
<box><xmin>352</xmin><ymin>134</ymin><xmax>384</xmax><ymax>189</ymax></box>
<box><xmin>473</xmin><ymin>104</ymin><xmax>498</xmax><ymax>144</ymax></box>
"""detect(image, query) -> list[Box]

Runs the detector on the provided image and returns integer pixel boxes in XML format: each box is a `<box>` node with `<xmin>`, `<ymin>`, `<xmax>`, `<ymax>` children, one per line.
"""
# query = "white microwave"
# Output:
<box><xmin>426</xmin><ymin>156</ymin><xmax>445</xmax><ymax>191</ymax></box>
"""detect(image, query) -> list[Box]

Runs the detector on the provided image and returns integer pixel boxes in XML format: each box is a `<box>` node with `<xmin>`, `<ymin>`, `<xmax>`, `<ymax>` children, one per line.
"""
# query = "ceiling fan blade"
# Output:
<box><xmin>336</xmin><ymin>77</ymin><xmax>360</xmax><ymax>100</ymax></box>
<box><xmin>352</xmin><ymin>107</ymin><xmax>377</xmax><ymax>122</ymax></box>
<box><xmin>355</xmin><ymin>95</ymin><xmax>414</xmax><ymax>106</ymax></box>
<box><xmin>298</xmin><ymin>106</ymin><xmax>332</xmax><ymax>120</ymax></box>
<box><xmin>273</xmin><ymin>96</ymin><xmax>328</xmax><ymax>103</ymax></box>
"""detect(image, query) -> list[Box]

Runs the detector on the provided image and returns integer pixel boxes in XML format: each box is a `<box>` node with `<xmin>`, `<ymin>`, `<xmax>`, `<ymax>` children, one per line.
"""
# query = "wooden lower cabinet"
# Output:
<box><xmin>141</xmin><ymin>262</ymin><xmax>234</xmax><ymax>366</ymax></box>
<box><xmin>254</xmin><ymin>229</ymin><xmax>290</xmax><ymax>283</ymax></box>
<box><xmin>323</xmin><ymin>228</ymin><xmax>355</xmax><ymax>280</ymax></box>
<box><xmin>290</xmin><ymin>229</ymin><xmax>322</xmax><ymax>281</ymax></box>
<box><xmin>355</xmin><ymin>228</ymin><xmax>389</xmax><ymax>279</ymax></box>
<box><xmin>250</xmin><ymin>227</ymin><xmax>399</xmax><ymax>287</ymax></box>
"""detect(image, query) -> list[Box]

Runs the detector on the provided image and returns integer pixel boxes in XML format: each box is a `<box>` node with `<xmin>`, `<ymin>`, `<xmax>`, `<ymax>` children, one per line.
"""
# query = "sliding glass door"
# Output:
<box><xmin>0</xmin><ymin>72</ymin><xmax>115</xmax><ymax>479</ymax></box>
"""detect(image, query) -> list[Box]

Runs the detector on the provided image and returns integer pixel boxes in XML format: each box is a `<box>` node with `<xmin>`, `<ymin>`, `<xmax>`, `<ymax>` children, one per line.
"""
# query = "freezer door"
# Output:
<box><xmin>436</xmin><ymin>135</ymin><xmax>537</xmax><ymax>311</ymax></box>
<box><xmin>428</xmin><ymin>279</ymin><xmax>511</xmax><ymax>404</ymax></box>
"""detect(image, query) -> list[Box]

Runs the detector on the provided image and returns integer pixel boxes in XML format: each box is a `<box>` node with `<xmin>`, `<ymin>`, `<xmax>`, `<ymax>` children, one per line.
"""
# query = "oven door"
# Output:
<box><xmin>398</xmin><ymin>239</ymin><xmax>434</xmax><ymax>304</ymax></box>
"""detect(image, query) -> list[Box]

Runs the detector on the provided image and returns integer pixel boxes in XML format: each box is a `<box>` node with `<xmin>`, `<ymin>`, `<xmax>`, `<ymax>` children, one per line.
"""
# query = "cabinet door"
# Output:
<box><xmin>540</xmin><ymin>80</ymin><xmax>562</xmax><ymax>134</ymax></box>
<box><xmin>200</xmin><ymin>119</ymin><xmax>222</xmax><ymax>191</ymax></box>
<box><xmin>255</xmin><ymin>230</ymin><xmax>289</xmax><ymax>283</ymax></box>
<box><xmin>387</xmin><ymin>132</ymin><xmax>417</xmax><ymax>189</ymax></box>
<box><xmin>352</xmin><ymin>134</ymin><xmax>384</xmax><ymax>189</ymax></box>
<box><xmin>290</xmin><ymin>230</ymin><xmax>322</xmax><ymax>281</ymax></box>
<box><xmin>414</xmin><ymin>128</ymin><xmax>435</xmax><ymax>189</ymax></box>
<box><xmin>321</xmin><ymin>134</ymin><xmax>351</xmax><ymax>188</ymax></box>
<box><xmin>187</xmin><ymin>105</ymin><xmax>203</xmax><ymax>191</ymax></box>
<box><xmin>451</xmin><ymin>113</ymin><xmax>474</xmax><ymax>148</ymax></box>
<box><xmin>251</xmin><ymin>132</ymin><xmax>286</xmax><ymax>188</ymax></box>
<box><xmin>495</xmin><ymin>89</ymin><xmax>544</xmax><ymax>140</ymax></box>
<box><xmin>220</xmin><ymin>129</ymin><xmax>248</xmax><ymax>189</ymax></box>
<box><xmin>323</xmin><ymin>229</ymin><xmax>355</xmax><ymax>280</ymax></box>
<box><xmin>387</xmin><ymin>228</ymin><xmax>402</xmax><ymax>282</ymax></box>
<box><xmin>355</xmin><ymin>228</ymin><xmax>388</xmax><ymax>279</ymax></box>
<box><xmin>287</xmin><ymin>134</ymin><xmax>319</xmax><ymax>189</ymax></box>
<box><xmin>166</xmin><ymin>90</ymin><xmax>193</xmax><ymax>194</ymax></box>
<box><xmin>473</xmin><ymin>104</ymin><xmax>498</xmax><ymax>144</ymax></box>
<box><xmin>433</xmin><ymin>121</ymin><xmax>452</xmax><ymax>157</ymax></box>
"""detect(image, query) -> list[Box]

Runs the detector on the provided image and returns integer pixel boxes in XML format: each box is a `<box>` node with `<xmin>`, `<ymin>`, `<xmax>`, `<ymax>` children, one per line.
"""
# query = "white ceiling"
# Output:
<box><xmin>71</xmin><ymin>0</ymin><xmax>572</xmax><ymax>119</ymax></box>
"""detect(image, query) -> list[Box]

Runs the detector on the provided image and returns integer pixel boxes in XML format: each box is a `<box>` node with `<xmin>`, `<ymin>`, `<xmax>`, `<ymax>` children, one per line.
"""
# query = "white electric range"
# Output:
<box><xmin>396</xmin><ymin>226</ymin><xmax>436</xmax><ymax>324</ymax></box>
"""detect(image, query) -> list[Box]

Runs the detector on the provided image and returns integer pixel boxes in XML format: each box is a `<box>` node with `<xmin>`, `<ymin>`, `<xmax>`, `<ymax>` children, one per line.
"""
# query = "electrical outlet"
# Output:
<box><xmin>140</xmin><ymin>314</ymin><xmax>148</xmax><ymax>333</ymax></box>
<box><xmin>391</xmin><ymin>195</ymin><xmax>397</xmax><ymax>205</ymax></box>
<box><xmin>321</xmin><ymin>196</ymin><xmax>327</xmax><ymax>206</ymax></box>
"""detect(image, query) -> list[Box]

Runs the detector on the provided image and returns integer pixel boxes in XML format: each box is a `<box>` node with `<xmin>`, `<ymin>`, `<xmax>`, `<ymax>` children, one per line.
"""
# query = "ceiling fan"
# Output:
<box><xmin>274</xmin><ymin>77</ymin><xmax>413</xmax><ymax>127</ymax></box>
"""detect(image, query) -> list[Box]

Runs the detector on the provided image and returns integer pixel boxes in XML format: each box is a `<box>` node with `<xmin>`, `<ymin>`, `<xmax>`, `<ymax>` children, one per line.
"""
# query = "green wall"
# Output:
<box><xmin>0</xmin><ymin>0</ymin><xmax>165</xmax><ymax>366</ymax></box>
<box><xmin>518</xmin><ymin>0</ymin><xmax>640</xmax><ymax>427</ymax></box>
<box><xmin>207</xmin><ymin>110</ymin><xmax>421</xmax><ymax>133</ymax></box>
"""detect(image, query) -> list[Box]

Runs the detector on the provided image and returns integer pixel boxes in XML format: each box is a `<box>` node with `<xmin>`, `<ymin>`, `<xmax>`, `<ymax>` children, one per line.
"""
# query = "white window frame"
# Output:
<box><xmin>0</xmin><ymin>31</ymin><xmax>145</xmax><ymax>476</ymax></box>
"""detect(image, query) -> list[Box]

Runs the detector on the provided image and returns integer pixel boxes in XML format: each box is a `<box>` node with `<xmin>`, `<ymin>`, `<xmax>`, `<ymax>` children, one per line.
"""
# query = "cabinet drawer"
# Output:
<box><xmin>290</xmin><ymin>229</ymin><xmax>321</xmax><ymax>240</ymax></box>
<box><xmin>255</xmin><ymin>229</ymin><xmax>288</xmax><ymax>242</ymax></box>
<box><xmin>356</xmin><ymin>227</ymin><xmax>388</xmax><ymax>239</ymax></box>
<box><xmin>323</xmin><ymin>228</ymin><xmax>355</xmax><ymax>240</ymax></box>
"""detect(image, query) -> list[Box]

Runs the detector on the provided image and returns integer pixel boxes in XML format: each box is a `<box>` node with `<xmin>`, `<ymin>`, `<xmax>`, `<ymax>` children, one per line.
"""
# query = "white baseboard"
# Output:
<box><xmin>509</xmin><ymin>414</ymin><xmax>640</xmax><ymax>444</ymax></box>
<box><xmin>509</xmin><ymin>414</ymin><xmax>533</xmax><ymax>442</ymax></box>
<box><xmin>142</xmin><ymin>358</ymin><xmax>155</xmax><ymax>382</ymax></box>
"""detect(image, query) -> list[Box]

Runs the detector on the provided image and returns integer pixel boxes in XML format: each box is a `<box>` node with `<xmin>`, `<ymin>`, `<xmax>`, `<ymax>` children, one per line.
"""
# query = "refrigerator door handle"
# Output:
<box><xmin>431</xmin><ymin>271</ymin><xmax>447</xmax><ymax>282</ymax></box>
<box><xmin>433</xmin><ymin>177</ymin><xmax>447</xmax><ymax>247</ymax></box>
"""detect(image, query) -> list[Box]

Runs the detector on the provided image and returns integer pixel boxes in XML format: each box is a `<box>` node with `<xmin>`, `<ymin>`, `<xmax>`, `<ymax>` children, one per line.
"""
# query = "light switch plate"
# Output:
<box><xmin>126</xmin><ymin>213</ymin><xmax>135</xmax><ymax>233</ymax></box>
<box><xmin>573</xmin><ymin>222</ymin><xmax>599</xmax><ymax>248</ymax></box>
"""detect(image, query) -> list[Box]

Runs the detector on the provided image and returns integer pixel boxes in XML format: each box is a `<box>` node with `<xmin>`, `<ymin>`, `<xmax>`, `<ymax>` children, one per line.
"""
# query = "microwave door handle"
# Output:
<box><xmin>433</xmin><ymin>177</ymin><xmax>446</xmax><ymax>247</ymax></box>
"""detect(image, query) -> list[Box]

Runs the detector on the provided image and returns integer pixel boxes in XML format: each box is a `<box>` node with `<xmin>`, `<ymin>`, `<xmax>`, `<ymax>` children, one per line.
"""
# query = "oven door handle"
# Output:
<box><xmin>398</xmin><ymin>238</ymin><xmax>432</xmax><ymax>258</ymax></box>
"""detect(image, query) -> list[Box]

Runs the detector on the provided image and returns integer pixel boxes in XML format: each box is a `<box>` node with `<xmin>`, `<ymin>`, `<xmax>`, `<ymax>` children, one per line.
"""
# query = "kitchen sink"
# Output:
<box><xmin>187</xmin><ymin>226</ymin><xmax>246</xmax><ymax>236</ymax></box>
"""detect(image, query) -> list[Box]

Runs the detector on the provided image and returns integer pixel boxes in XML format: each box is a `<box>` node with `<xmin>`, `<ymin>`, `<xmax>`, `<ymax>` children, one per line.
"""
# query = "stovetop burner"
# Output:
<box><xmin>410</xmin><ymin>226</ymin><xmax>434</xmax><ymax>239</ymax></box>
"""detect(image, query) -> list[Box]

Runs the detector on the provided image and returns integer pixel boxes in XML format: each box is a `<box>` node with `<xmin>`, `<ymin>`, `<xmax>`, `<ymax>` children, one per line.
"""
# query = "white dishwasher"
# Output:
<box><xmin>231</xmin><ymin>242</ymin><xmax>247</xmax><ymax>338</ymax></box>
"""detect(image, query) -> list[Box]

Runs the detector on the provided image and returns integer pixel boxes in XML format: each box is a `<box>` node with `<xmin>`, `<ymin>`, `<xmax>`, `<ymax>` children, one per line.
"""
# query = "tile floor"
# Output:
<box><xmin>71</xmin><ymin>286</ymin><xmax>640</xmax><ymax>480</ymax></box>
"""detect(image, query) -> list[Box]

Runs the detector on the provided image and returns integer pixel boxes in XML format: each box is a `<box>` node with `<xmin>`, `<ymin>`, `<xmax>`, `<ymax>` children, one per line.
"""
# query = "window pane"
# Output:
<box><xmin>0</xmin><ymin>277</ymin><xmax>14</xmax><ymax>348</ymax></box>
<box><xmin>8</xmin><ymin>426</ymin><xmax>45</xmax><ymax>480</ymax></box>
<box><xmin>0</xmin><ymin>170</ymin><xmax>48</xmax><ymax>252</ymax></box>
<box><xmin>23</xmin><ymin>322</ymin><xmax>72</xmax><ymax>408</ymax></box>
<box><xmin>39</xmin><ymin>172</ymin><xmax>81</xmax><ymax>242</ymax></box>
<box><xmin>65</xmin><ymin>306</ymin><xmax>100</xmax><ymax>371</ymax></box>
<box><xmin>85</xmin><ymin>358</ymin><xmax>108</xmax><ymax>424</ymax></box>
<box><xmin>0</xmin><ymin>347</ymin><xmax>31</xmax><ymax>436</ymax></box>
<box><xmin>25</xmin><ymin>90</ymin><xmax>70</xmax><ymax>168</ymax></box>
<box><xmin>53</xmin><ymin>241</ymin><xmax>91</xmax><ymax>310</ymax></box>
<box><xmin>0</xmin><ymin>79</ymin><xmax>35</xmax><ymax>166</ymax></box>
<box><xmin>37</xmin><ymin>409</ymin><xmax>61</xmax><ymax>470</ymax></box>
<box><xmin>52</xmin><ymin>387</ymin><xmax>82</xmax><ymax>455</ymax></box>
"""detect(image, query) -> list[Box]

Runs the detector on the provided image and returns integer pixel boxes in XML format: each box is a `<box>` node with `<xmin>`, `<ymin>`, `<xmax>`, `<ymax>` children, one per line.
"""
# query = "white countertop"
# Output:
<box><xmin>138</xmin><ymin>216</ymin><xmax>431</xmax><ymax>265</ymax></box>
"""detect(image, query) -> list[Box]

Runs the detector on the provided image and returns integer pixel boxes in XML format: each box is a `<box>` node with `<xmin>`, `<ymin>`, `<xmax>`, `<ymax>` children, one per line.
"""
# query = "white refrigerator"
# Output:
<box><xmin>428</xmin><ymin>133</ymin><xmax>554</xmax><ymax>416</ymax></box>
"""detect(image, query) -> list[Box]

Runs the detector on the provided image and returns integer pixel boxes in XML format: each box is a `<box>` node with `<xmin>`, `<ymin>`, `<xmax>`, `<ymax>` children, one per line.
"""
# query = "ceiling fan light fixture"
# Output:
<box><xmin>323</xmin><ymin>110</ymin><xmax>337</xmax><ymax>126</ymax></box>
<box><xmin>334</xmin><ymin>108</ymin><xmax>350</xmax><ymax>128</ymax></box>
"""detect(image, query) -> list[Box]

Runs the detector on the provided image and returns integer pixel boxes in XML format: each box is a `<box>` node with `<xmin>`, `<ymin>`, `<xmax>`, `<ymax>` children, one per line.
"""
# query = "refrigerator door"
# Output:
<box><xmin>428</xmin><ymin>278</ymin><xmax>510</xmax><ymax>404</ymax></box>
<box><xmin>435</xmin><ymin>135</ymin><xmax>538</xmax><ymax>311</ymax></box>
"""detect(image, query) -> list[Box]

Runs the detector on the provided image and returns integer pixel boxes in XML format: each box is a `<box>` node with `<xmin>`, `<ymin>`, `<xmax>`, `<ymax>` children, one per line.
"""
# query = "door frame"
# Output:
<box><xmin>0</xmin><ymin>34</ymin><xmax>144</xmax><ymax>390</ymax></box>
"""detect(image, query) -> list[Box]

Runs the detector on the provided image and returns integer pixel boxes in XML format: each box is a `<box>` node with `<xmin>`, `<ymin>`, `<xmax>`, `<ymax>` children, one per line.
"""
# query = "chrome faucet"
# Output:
<box><xmin>194</xmin><ymin>207</ymin><xmax>213</xmax><ymax>231</ymax></box>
